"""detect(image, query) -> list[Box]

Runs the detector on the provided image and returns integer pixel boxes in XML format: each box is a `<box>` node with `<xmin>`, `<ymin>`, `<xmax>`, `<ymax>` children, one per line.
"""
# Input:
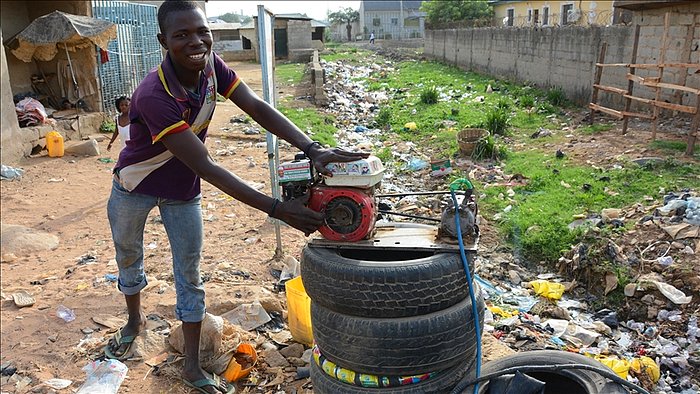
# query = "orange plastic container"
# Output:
<box><xmin>285</xmin><ymin>276</ymin><xmax>313</xmax><ymax>346</ymax></box>
<box><xmin>223</xmin><ymin>343</ymin><xmax>257</xmax><ymax>383</ymax></box>
<box><xmin>46</xmin><ymin>131</ymin><xmax>64</xmax><ymax>157</ymax></box>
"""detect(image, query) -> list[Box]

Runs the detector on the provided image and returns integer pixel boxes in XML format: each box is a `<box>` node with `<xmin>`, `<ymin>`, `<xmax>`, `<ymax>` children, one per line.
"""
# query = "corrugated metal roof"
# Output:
<box><xmin>209</xmin><ymin>22</ymin><xmax>241</xmax><ymax>31</ymax></box>
<box><xmin>275</xmin><ymin>13</ymin><xmax>313</xmax><ymax>20</ymax></box>
<box><xmin>363</xmin><ymin>0</ymin><xmax>423</xmax><ymax>12</ymax></box>
<box><xmin>311</xmin><ymin>19</ymin><xmax>330</xmax><ymax>27</ymax></box>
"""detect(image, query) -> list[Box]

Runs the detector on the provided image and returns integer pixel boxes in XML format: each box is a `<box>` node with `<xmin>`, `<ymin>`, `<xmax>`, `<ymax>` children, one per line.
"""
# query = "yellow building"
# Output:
<box><xmin>489</xmin><ymin>1</ymin><xmax>615</xmax><ymax>27</ymax></box>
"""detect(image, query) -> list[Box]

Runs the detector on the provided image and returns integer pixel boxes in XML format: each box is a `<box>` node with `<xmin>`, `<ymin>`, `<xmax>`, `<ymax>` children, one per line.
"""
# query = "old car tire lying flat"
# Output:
<box><xmin>312</xmin><ymin>289</ymin><xmax>484</xmax><ymax>376</ymax></box>
<box><xmin>310</xmin><ymin>351</ymin><xmax>476</xmax><ymax>394</ymax></box>
<box><xmin>458</xmin><ymin>350</ymin><xmax>629</xmax><ymax>394</ymax></box>
<box><xmin>301</xmin><ymin>245</ymin><xmax>474</xmax><ymax>318</ymax></box>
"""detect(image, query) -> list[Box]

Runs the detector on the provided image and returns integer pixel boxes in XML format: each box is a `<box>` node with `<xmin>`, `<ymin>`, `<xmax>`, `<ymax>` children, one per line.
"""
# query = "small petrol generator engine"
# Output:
<box><xmin>277</xmin><ymin>154</ymin><xmax>385</xmax><ymax>242</ymax></box>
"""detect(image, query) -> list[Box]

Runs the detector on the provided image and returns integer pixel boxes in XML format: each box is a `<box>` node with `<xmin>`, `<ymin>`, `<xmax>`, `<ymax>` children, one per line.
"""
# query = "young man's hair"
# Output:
<box><xmin>157</xmin><ymin>0</ymin><xmax>202</xmax><ymax>34</ymax></box>
<box><xmin>114</xmin><ymin>95</ymin><xmax>129</xmax><ymax>111</ymax></box>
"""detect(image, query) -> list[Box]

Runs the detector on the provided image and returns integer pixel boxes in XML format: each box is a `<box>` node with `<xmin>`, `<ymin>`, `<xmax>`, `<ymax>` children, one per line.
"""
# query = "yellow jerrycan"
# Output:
<box><xmin>46</xmin><ymin>131</ymin><xmax>64</xmax><ymax>157</ymax></box>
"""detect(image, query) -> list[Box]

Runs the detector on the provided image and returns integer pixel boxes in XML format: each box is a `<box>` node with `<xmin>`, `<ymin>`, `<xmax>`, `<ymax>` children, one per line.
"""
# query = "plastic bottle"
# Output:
<box><xmin>46</xmin><ymin>131</ymin><xmax>65</xmax><ymax>157</ymax></box>
<box><xmin>56</xmin><ymin>305</ymin><xmax>76</xmax><ymax>322</ymax></box>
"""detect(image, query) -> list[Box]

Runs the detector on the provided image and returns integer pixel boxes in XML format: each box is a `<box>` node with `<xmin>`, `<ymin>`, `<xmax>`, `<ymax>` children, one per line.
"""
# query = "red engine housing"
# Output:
<box><xmin>308</xmin><ymin>185</ymin><xmax>377</xmax><ymax>242</ymax></box>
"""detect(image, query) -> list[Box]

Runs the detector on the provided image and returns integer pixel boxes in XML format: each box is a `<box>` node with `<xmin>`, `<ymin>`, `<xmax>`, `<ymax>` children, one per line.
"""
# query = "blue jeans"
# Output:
<box><xmin>107</xmin><ymin>178</ymin><xmax>205</xmax><ymax>322</ymax></box>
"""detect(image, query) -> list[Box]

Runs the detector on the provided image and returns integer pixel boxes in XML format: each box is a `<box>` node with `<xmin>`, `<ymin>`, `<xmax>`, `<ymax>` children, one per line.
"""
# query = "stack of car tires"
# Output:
<box><xmin>301</xmin><ymin>245</ymin><xmax>485</xmax><ymax>393</ymax></box>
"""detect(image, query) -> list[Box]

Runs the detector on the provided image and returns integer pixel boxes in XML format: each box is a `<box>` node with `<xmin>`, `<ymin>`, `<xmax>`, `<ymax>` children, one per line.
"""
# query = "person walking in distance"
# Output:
<box><xmin>103</xmin><ymin>1</ymin><xmax>368</xmax><ymax>393</ymax></box>
<box><xmin>370</xmin><ymin>30</ymin><xmax>376</xmax><ymax>44</ymax></box>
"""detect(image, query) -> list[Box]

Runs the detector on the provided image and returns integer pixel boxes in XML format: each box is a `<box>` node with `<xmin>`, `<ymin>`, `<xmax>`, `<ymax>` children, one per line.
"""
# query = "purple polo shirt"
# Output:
<box><xmin>115</xmin><ymin>52</ymin><xmax>240</xmax><ymax>200</ymax></box>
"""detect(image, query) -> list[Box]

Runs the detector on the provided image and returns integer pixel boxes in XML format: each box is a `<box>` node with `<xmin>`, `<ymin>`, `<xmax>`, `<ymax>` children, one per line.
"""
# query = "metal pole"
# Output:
<box><xmin>258</xmin><ymin>5</ymin><xmax>283</xmax><ymax>258</ymax></box>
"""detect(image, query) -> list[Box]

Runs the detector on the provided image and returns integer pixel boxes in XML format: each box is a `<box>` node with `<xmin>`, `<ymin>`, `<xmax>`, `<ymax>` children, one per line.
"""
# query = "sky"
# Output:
<box><xmin>205</xmin><ymin>1</ymin><xmax>361</xmax><ymax>21</ymax></box>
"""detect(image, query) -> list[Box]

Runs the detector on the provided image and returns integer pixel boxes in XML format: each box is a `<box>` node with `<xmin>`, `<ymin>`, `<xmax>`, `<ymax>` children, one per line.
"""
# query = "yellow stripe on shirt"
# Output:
<box><xmin>152</xmin><ymin>120</ymin><xmax>188</xmax><ymax>143</ymax></box>
<box><xmin>157</xmin><ymin>65</ymin><xmax>175</xmax><ymax>98</ymax></box>
<box><xmin>223</xmin><ymin>77</ymin><xmax>242</xmax><ymax>99</ymax></box>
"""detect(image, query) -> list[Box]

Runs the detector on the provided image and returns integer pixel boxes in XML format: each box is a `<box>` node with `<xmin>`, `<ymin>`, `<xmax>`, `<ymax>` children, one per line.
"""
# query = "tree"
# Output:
<box><xmin>421</xmin><ymin>0</ymin><xmax>493</xmax><ymax>27</ymax></box>
<box><xmin>217</xmin><ymin>12</ymin><xmax>252</xmax><ymax>24</ymax></box>
<box><xmin>328</xmin><ymin>7</ymin><xmax>359</xmax><ymax>42</ymax></box>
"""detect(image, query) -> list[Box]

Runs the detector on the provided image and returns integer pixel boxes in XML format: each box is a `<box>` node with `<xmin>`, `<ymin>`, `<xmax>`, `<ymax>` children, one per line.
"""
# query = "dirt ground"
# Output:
<box><xmin>1</xmin><ymin>56</ymin><xmax>698</xmax><ymax>394</ymax></box>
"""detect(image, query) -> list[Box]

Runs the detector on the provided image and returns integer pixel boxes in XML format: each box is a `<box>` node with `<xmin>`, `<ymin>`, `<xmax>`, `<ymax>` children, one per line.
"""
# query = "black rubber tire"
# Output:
<box><xmin>312</xmin><ymin>287</ymin><xmax>484</xmax><ymax>376</ymax></box>
<box><xmin>310</xmin><ymin>352</ymin><xmax>476</xmax><ymax>394</ymax></box>
<box><xmin>458</xmin><ymin>350</ymin><xmax>629</xmax><ymax>394</ymax></box>
<box><xmin>301</xmin><ymin>244</ymin><xmax>475</xmax><ymax>318</ymax></box>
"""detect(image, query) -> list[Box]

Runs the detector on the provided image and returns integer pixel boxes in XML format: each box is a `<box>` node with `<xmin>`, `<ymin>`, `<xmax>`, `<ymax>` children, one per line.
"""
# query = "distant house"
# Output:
<box><xmin>489</xmin><ymin>0</ymin><xmax>615</xmax><ymax>27</ymax></box>
<box><xmin>209</xmin><ymin>22</ymin><xmax>256</xmax><ymax>61</ymax></box>
<box><xmin>240</xmin><ymin>13</ymin><xmax>329</xmax><ymax>62</ymax></box>
<box><xmin>359</xmin><ymin>0</ymin><xmax>426</xmax><ymax>40</ymax></box>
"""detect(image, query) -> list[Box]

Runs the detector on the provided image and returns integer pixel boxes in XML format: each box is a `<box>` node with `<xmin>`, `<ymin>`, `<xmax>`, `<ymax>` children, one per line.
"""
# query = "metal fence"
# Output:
<box><xmin>91</xmin><ymin>0</ymin><xmax>162</xmax><ymax>114</ymax></box>
<box><xmin>502</xmin><ymin>10</ymin><xmax>619</xmax><ymax>28</ymax></box>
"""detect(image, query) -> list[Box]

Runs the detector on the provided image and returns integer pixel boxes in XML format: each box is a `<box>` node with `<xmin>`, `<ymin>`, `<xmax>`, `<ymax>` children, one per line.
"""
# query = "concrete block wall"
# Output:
<box><xmin>310</xmin><ymin>50</ymin><xmax>328</xmax><ymax>106</ymax></box>
<box><xmin>425</xmin><ymin>9</ymin><xmax>699</xmax><ymax>112</ymax></box>
<box><xmin>426</xmin><ymin>26</ymin><xmax>634</xmax><ymax>106</ymax></box>
<box><xmin>287</xmin><ymin>20</ymin><xmax>312</xmax><ymax>51</ymax></box>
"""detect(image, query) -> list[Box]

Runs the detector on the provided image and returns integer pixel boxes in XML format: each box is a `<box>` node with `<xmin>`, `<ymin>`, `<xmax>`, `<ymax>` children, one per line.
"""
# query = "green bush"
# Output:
<box><xmin>100</xmin><ymin>120</ymin><xmax>115</xmax><ymax>133</ymax></box>
<box><xmin>519</xmin><ymin>95</ymin><xmax>535</xmax><ymax>108</ymax></box>
<box><xmin>419</xmin><ymin>86</ymin><xmax>439</xmax><ymax>104</ymax></box>
<box><xmin>547</xmin><ymin>87</ymin><xmax>566</xmax><ymax>106</ymax></box>
<box><xmin>472</xmin><ymin>135</ymin><xmax>508</xmax><ymax>161</ymax></box>
<box><xmin>496</xmin><ymin>98</ymin><xmax>511</xmax><ymax>111</ymax></box>
<box><xmin>485</xmin><ymin>108</ymin><xmax>510</xmax><ymax>136</ymax></box>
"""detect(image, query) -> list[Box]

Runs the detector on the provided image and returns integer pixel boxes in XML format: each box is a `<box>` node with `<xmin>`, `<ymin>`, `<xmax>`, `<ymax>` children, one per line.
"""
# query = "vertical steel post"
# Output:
<box><xmin>258</xmin><ymin>5</ymin><xmax>283</xmax><ymax>258</ymax></box>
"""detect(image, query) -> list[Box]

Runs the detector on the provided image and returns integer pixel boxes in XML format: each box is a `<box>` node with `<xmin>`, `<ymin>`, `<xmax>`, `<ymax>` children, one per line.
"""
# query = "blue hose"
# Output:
<box><xmin>449</xmin><ymin>179</ymin><xmax>481</xmax><ymax>394</ymax></box>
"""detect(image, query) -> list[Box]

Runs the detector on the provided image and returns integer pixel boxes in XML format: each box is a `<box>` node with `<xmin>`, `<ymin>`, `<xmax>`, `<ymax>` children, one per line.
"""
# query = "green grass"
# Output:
<box><xmin>650</xmin><ymin>139</ymin><xmax>698</xmax><ymax>156</ymax></box>
<box><xmin>476</xmin><ymin>149</ymin><xmax>700</xmax><ymax>262</ymax></box>
<box><xmin>353</xmin><ymin>60</ymin><xmax>555</xmax><ymax>154</ymax></box>
<box><xmin>276</xmin><ymin>63</ymin><xmax>305</xmax><ymax>85</ymax></box>
<box><xmin>278</xmin><ymin>107</ymin><xmax>338</xmax><ymax>147</ymax></box>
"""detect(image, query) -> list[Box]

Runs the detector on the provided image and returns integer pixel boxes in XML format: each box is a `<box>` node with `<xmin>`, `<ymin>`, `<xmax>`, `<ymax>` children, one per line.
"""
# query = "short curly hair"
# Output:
<box><xmin>157</xmin><ymin>0</ymin><xmax>202</xmax><ymax>34</ymax></box>
<box><xmin>114</xmin><ymin>95</ymin><xmax>130</xmax><ymax>111</ymax></box>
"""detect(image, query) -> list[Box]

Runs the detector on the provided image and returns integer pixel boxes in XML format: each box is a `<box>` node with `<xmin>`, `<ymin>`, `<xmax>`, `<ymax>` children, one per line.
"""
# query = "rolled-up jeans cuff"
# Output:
<box><xmin>177</xmin><ymin>308</ymin><xmax>206</xmax><ymax>323</ymax></box>
<box><xmin>117</xmin><ymin>277</ymin><xmax>148</xmax><ymax>295</ymax></box>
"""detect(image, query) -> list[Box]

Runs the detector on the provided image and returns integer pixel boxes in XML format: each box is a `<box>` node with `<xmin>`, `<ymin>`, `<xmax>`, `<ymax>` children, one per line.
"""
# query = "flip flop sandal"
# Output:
<box><xmin>12</xmin><ymin>291</ymin><xmax>35</xmax><ymax>308</ymax></box>
<box><xmin>182</xmin><ymin>373</ymin><xmax>235</xmax><ymax>394</ymax></box>
<box><xmin>103</xmin><ymin>328</ymin><xmax>136</xmax><ymax>361</ymax></box>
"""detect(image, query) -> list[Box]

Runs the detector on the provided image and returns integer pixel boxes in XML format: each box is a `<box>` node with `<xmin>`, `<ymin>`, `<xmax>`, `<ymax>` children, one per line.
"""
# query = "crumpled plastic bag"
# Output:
<box><xmin>529</xmin><ymin>280</ymin><xmax>565</xmax><ymax>300</ymax></box>
<box><xmin>651</xmin><ymin>280</ymin><xmax>692</xmax><ymax>304</ymax></box>
<box><xmin>595</xmin><ymin>356</ymin><xmax>630</xmax><ymax>379</ymax></box>
<box><xmin>630</xmin><ymin>356</ymin><xmax>660</xmax><ymax>383</ymax></box>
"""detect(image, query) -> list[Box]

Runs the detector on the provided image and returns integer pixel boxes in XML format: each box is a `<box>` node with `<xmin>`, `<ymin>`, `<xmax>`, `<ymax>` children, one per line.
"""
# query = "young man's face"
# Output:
<box><xmin>158</xmin><ymin>7</ymin><xmax>212</xmax><ymax>73</ymax></box>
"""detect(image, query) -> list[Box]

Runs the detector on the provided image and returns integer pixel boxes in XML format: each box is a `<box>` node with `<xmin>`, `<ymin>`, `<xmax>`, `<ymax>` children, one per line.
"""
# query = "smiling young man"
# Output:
<box><xmin>104</xmin><ymin>1</ymin><xmax>367</xmax><ymax>393</ymax></box>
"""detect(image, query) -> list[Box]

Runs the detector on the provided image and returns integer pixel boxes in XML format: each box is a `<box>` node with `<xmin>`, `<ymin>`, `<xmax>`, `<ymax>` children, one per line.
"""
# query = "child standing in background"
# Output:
<box><xmin>107</xmin><ymin>96</ymin><xmax>131</xmax><ymax>151</ymax></box>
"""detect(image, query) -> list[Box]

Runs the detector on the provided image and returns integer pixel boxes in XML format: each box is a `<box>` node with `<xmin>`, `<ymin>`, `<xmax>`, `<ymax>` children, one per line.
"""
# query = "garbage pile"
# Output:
<box><xmin>471</xmin><ymin>198</ymin><xmax>699</xmax><ymax>393</ymax></box>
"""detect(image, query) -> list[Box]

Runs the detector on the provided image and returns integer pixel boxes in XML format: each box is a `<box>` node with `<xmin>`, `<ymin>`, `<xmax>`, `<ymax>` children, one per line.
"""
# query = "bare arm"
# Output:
<box><xmin>107</xmin><ymin>123</ymin><xmax>119</xmax><ymax>150</ymax></box>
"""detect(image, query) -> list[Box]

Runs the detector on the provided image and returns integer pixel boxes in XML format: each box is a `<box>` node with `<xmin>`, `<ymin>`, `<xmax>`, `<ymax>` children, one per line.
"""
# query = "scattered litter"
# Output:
<box><xmin>43</xmin><ymin>378</ymin><xmax>72</xmax><ymax>390</ymax></box>
<box><xmin>56</xmin><ymin>305</ymin><xmax>76</xmax><ymax>322</ymax></box>
<box><xmin>12</xmin><ymin>291</ymin><xmax>35</xmax><ymax>308</ymax></box>
<box><xmin>1</xmin><ymin>165</ymin><xmax>24</xmax><ymax>180</ymax></box>
<box><xmin>75</xmin><ymin>359</ymin><xmax>128</xmax><ymax>394</ymax></box>
<box><xmin>649</xmin><ymin>280</ymin><xmax>692</xmax><ymax>305</ymax></box>
<box><xmin>222</xmin><ymin>301</ymin><xmax>272</xmax><ymax>331</ymax></box>
<box><xmin>529</xmin><ymin>280</ymin><xmax>565</xmax><ymax>300</ymax></box>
